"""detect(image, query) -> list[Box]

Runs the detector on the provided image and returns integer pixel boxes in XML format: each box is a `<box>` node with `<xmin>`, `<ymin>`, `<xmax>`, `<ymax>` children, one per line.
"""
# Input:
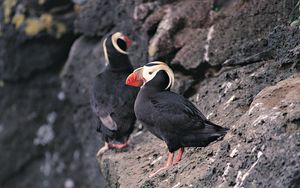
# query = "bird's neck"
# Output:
<box><xmin>107</xmin><ymin>54</ymin><xmax>133</xmax><ymax>73</ymax></box>
<box><xmin>139</xmin><ymin>86</ymin><xmax>163</xmax><ymax>97</ymax></box>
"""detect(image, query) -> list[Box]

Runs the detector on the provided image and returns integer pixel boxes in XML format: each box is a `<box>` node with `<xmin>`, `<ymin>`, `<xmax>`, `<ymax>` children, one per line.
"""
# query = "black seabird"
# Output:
<box><xmin>90</xmin><ymin>32</ymin><xmax>139</xmax><ymax>156</ymax></box>
<box><xmin>126</xmin><ymin>61</ymin><xmax>228</xmax><ymax>176</ymax></box>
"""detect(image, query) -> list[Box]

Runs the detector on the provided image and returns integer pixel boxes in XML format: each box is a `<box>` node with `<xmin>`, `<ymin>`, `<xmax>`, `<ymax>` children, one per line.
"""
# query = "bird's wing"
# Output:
<box><xmin>90</xmin><ymin>73</ymin><xmax>118</xmax><ymax>131</ymax></box>
<box><xmin>150</xmin><ymin>92</ymin><xmax>207</xmax><ymax>130</ymax></box>
<box><xmin>90</xmin><ymin>72</ymin><xmax>138</xmax><ymax>131</ymax></box>
<box><xmin>99</xmin><ymin>114</ymin><xmax>118</xmax><ymax>131</ymax></box>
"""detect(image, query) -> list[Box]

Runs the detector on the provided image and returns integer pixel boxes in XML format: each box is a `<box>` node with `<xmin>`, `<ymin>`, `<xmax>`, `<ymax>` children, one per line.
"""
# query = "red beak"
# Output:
<box><xmin>123</xmin><ymin>35</ymin><xmax>132</xmax><ymax>49</ymax></box>
<box><xmin>126</xmin><ymin>72</ymin><xmax>143</xmax><ymax>87</ymax></box>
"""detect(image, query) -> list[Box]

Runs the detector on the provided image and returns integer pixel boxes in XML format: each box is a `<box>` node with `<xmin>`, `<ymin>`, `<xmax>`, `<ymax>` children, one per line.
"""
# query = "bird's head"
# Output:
<box><xmin>103</xmin><ymin>32</ymin><xmax>132</xmax><ymax>64</ymax></box>
<box><xmin>126</xmin><ymin>61</ymin><xmax>174</xmax><ymax>90</ymax></box>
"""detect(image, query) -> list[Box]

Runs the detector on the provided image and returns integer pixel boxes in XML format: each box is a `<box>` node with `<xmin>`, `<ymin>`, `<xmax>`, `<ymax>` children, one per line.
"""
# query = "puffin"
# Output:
<box><xmin>125</xmin><ymin>61</ymin><xmax>228</xmax><ymax>177</ymax></box>
<box><xmin>90</xmin><ymin>32</ymin><xmax>139</xmax><ymax>157</ymax></box>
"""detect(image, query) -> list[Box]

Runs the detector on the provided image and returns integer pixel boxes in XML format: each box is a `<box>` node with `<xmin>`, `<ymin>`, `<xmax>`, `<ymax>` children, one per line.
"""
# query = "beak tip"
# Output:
<box><xmin>125</xmin><ymin>72</ymin><xmax>143</xmax><ymax>87</ymax></box>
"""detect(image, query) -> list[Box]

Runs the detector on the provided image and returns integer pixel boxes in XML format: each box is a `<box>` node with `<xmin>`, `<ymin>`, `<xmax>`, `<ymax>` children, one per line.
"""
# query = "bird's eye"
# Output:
<box><xmin>117</xmin><ymin>38</ymin><xmax>127</xmax><ymax>51</ymax></box>
<box><xmin>149</xmin><ymin>72</ymin><xmax>153</xmax><ymax>75</ymax></box>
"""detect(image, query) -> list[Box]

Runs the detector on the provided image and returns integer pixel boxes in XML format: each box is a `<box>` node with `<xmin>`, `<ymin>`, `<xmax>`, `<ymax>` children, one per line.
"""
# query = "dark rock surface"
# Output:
<box><xmin>0</xmin><ymin>0</ymin><xmax>98</xmax><ymax>188</ymax></box>
<box><xmin>99</xmin><ymin>25</ymin><xmax>300</xmax><ymax>187</ymax></box>
<box><xmin>95</xmin><ymin>0</ymin><xmax>300</xmax><ymax>187</ymax></box>
<box><xmin>1</xmin><ymin>0</ymin><xmax>300</xmax><ymax>188</ymax></box>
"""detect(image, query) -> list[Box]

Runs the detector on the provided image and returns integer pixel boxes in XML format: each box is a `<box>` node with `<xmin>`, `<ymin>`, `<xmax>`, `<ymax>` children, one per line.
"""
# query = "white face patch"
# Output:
<box><xmin>111</xmin><ymin>32</ymin><xmax>128</xmax><ymax>54</ymax></box>
<box><xmin>103</xmin><ymin>38</ymin><xmax>109</xmax><ymax>65</ymax></box>
<box><xmin>142</xmin><ymin>61</ymin><xmax>175</xmax><ymax>90</ymax></box>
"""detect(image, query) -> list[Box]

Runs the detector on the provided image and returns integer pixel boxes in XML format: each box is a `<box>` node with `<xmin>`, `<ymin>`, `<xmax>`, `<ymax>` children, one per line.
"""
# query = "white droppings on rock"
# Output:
<box><xmin>204</xmin><ymin>25</ymin><xmax>215</xmax><ymax>62</ymax></box>
<box><xmin>47</xmin><ymin>112</ymin><xmax>57</xmax><ymax>124</ymax></box>
<box><xmin>269</xmin><ymin>112</ymin><xmax>281</xmax><ymax>121</ymax></box>
<box><xmin>234</xmin><ymin>171</ymin><xmax>243</xmax><ymax>188</ymax></box>
<box><xmin>251</xmin><ymin>146</ymin><xmax>257</xmax><ymax>153</ymax></box>
<box><xmin>206</xmin><ymin>112</ymin><xmax>214</xmax><ymax>119</ymax></box>
<box><xmin>288</xmin><ymin>103</ymin><xmax>295</xmax><ymax>108</ymax></box>
<box><xmin>172</xmin><ymin>182</ymin><xmax>181</xmax><ymax>188</ymax></box>
<box><xmin>34</xmin><ymin>124</ymin><xmax>55</xmax><ymax>146</ymax></box>
<box><xmin>222</xmin><ymin>82</ymin><xmax>233</xmax><ymax>94</ymax></box>
<box><xmin>57</xmin><ymin>91</ymin><xmax>66</xmax><ymax>101</ymax></box>
<box><xmin>138</xmin><ymin>123</ymin><xmax>143</xmax><ymax>130</ymax></box>
<box><xmin>222</xmin><ymin>163</ymin><xmax>231</xmax><ymax>180</ymax></box>
<box><xmin>150</xmin><ymin>156</ymin><xmax>162</xmax><ymax>165</ymax></box>
<box><xmin>230</xmin><ymin>145</ymin><xmax>240</xmax><ymax>158</ymax></box>
<box><xmin>252</xmin><ymin>114</ymin><xmax>268</xmax><ymax>127</ymax></box>
<box><xmin>224</xmin><ymin>95</ymin><xmax>235</xmax><ymax>109</ymax></box>
<box><xmin>132</xmin><ymin>131</ymin><xmax>143</xmax><ymax>138</ymax></box>
<box><xmin>248</xmin><ymin>103</ymin><xmax>263</xmax><ymax>115</ymax></box>
<box><xmin>64</xmin><ymin>178</ymin><xmax>75</xmax><ymax>188</ymax></box>
<box><xmin>196</xmin><ymin>93</ymin><xmax>200</xmax><ymax>102</ymax></box>
<box><xmin>234</xmin><ymin>151</ymin><xmax>263</xmax><ymax>188</ymax></box>
<box><xmin>208</xmin><ymin>156</ymin><xmax>216</xmax><ymax>164</ymax></box>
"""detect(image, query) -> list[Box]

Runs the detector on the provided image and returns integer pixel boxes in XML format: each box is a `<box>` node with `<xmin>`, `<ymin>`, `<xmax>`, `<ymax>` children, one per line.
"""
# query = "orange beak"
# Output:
<box><xmin>126</xmin><ymin>68</ymin><xmax>144</xmax><ymax>87</ymax></box>
<box><xmin>123</xmin><ymin>35</ymin><xmax>132</xmax><ymax>49</ymax></box>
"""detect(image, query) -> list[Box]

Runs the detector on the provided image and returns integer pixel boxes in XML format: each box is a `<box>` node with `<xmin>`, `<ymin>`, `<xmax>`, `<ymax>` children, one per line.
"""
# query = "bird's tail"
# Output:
<box><xmin>182</xmin><ymin>121</ymin><xmax>228</xmax><ymax>147</ymax></box>
<box><xmin>204</xmin><ymin>120</ymin><xmax>228</xmax><ymax>138</ymax></box>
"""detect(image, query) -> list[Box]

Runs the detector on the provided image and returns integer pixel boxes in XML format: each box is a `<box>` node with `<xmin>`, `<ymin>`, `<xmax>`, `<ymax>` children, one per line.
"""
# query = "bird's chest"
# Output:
<box><xmin>134</xmin><ymin>93</ymin><xmax>166</xmax><ymax>141</ymax></box>
<box><xmin>134</xmin><ymin>93</ymin><xmax>155</xmax><ymax>126</ymax></box>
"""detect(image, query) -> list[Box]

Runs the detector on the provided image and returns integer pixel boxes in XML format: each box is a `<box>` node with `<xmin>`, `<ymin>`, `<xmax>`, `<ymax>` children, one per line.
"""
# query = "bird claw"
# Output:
<box><xmin>109</xmin><ymin>142</ymin><xmax>128</xmax><ymax>149</ymax></box>
<box><xmin>96</xmin><ymin>141</ymin><xmax>129</xmax><ymax>157</ymax></box>
<box><xmin>96</xmin><ymin>142</ymin><xmax>109</xmax><ymax>157</ymax></box>
<box><xmin>149</xmin><ymin>152</ymin><xmax>174</xmax><ymax>178</ymax></box>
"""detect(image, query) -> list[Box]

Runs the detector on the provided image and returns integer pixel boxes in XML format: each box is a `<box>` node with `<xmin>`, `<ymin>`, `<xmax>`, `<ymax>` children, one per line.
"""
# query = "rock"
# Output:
<box><xmin>209</xmin><ymin>0</ymin><xmax>294</xmax><ymax>66</ymax></box>
<box><xmin>61</xmin><ymin>35</ymin><xmax>108</xmax><ymax>187</ymax></box>
<box><xmin>0</xmin><ymin>0</ymin><xmax>77</xmax><ymax>81</ymax></box>
<box><xmin>94</xmin><ymin>0</ymin><xmax>300</xmax><ymax>187</ymax></box>
<box><xmin>1</xmin><ymin>0</ymin><xmax>300</xmax><ymax>187</ymax></box>
<box><xmin>98</xmin><ymin>69</ymin><xmax>300</xmax><ymax>188</ymax></box>
<box><xmin>133</xmin><ymin>2</ymin><xmax>160</xmax><ymax>21</ymax></box>
<box><xmin>144</xmin><ymin>0</ymin><xmax>213</xmax><ymax>62</ymax></box>
<box><xmin>0</xmin><ymin>74</ymin><xmax>86</xmax><ymax>188</ymax></box>
<box><xmin>215</xmin><ymin>74</ymin><xmax>300</xmax><ymax>188</ymax></box>
<box><xmin>0</xmin><ymin>1</ymin><xmax>101</xmax><ymax>188</ymax></box>
<box><xmin>61</xmin><ymin>36</ymin><xmax>104</xmax><ymax>105</ymax></box>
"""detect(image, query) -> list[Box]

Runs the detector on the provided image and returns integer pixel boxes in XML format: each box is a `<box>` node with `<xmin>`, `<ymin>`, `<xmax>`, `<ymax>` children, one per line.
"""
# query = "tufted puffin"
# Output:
<box><xmin>90</xmin><ymin>32</ymin><xmax>139</xmax><ymax>157</ymax></box>
<box><xmin>126</xmin><ymin>61</ymin><xmax>228</xmax><ymax>177</ymax></box>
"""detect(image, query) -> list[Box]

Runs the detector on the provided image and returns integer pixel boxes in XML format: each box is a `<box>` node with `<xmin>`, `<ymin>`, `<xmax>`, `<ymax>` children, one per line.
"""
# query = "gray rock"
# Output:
<box><xmin>94</xmin><ymin>1</ymin><xmax>300</xmax><ymax>187</ymax></box>
<box><xmin>0</xmin><ymin>0</ymin><xmax>76</xmax><ymax>81</ymax></box>
<box><xmin>1</xmin><ymin>0</ymin><xmax>300</xmax><ymax>187</ymax></box>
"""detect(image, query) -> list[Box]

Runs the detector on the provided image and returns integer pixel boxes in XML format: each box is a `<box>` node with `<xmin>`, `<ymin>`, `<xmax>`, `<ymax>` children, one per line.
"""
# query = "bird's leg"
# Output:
<box><xmin>96</xmin><ymin>142</ymin><xmax>109</xmax><ymax>157</ymax></box>
<box><xmin>149</xmin><ymin>152</ymin><xmax>174</xmax><ymax>177</ymax></box>
<box><xmin>173</xmin><ymin>147</ymin><xmax>184</xmax><ymax>165</ymax></box>
<box><xmin>109</xmin><ymin>141</ymin><xmax>129</xmax><ymax>149</ymax></box>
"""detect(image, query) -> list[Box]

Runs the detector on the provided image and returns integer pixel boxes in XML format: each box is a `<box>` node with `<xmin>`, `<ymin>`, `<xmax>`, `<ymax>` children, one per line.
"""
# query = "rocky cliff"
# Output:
<box><xmin>0</xmin><ymin>0</ymin><xmax>299</xmax><ymax>188</ymax></box>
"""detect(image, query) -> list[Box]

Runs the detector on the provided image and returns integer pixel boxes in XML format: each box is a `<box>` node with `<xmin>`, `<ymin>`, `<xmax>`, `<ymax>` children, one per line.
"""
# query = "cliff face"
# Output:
<box><xmin>0</xmin><ymin>0</ymin><xmax>299</xmax><ymax>188</ymax></box>
<box><xmin>0</xmin><ymin>0</ymin><xmax>102</xmax><ymax>187</ymax></box>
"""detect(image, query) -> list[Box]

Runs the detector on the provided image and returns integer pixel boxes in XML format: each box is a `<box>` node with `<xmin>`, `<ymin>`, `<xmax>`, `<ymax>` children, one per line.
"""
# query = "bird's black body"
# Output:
<box><xmin>90</xmin><ymin>33</ymin><xmax>138</xmax><ymax>145</ymax></box>
<box><xmin>134</xmin><ymin>71</ymin><xmax>228</xmax><ymax>152</ymax></box>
